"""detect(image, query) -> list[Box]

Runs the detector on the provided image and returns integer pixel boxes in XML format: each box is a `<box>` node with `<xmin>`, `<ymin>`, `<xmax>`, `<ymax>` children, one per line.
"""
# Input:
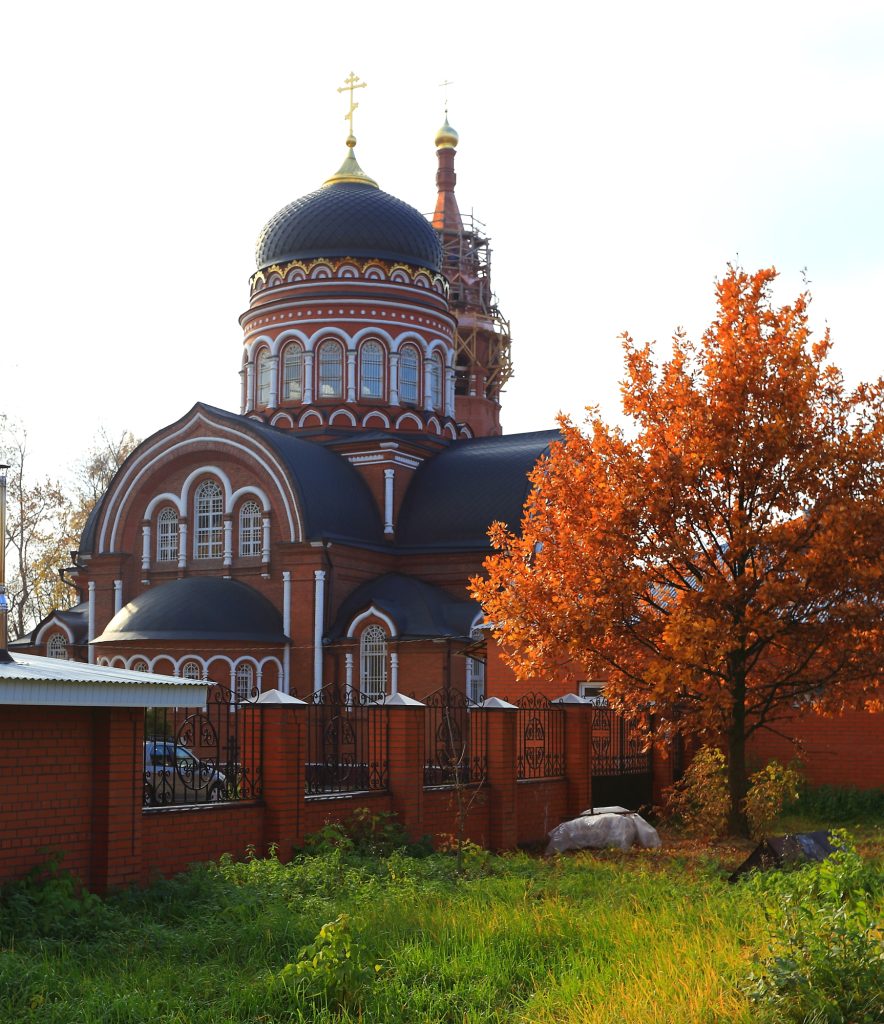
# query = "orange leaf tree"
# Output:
<box><xmin>472</xmin><ymin>267</ymin><xmax>883</xmax><ymax>834</ymax></box>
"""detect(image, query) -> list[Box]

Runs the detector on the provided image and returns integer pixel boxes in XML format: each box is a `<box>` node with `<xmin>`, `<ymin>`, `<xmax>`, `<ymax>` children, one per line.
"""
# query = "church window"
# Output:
<box><xmin>234</xmin><ymin>662</ymin><xmax>254</xmax><ymax>700</ymax></box>
<box><xmin>256</xmin><ymin>349</ymin><xmax>271</xmax><ymax>406</ymax></box>
<box><xmin>157</xmin><ymin>507</ymin><xmax>179</xmax><ymax>562</ymax></box>
<box><xmin>194</xmin><ymin>480</ymin><xmax>223</xmax><ymax>559</ymax></box>
<box><xmin>46</xmin><ymin>633</ymin><xmax>67</xmax><ymax>659</ymax></box>
<box><xmin>360</xmin><ymin>340</ymin><xmax>385</xmax><ymax>399</ymax></box>
<box><xmin>181</xmin><ymin>660</ymin><xmax>202</xmax><ymax>680</ymax></box>
<box><xmin>399</xmin><ymin>345</ymin><xmax>419</xmax><ymax>404</ymax></box>
<box><xmin>466</xmin><ymin>627</ymin><xmax>485</xmax><ymax>704</ymax></box>
<box><xmin>318</xmin><ymin>341</ymin><xmax>343</xmax><ymax>398</ymax></box>
<box><xmin>239</xmin><ymin>500</ymin><xmax>262</xmax><ymax>557</ymax></box>
<box><xmin>429</xmin><ymin>353</ymin><xmax>443</xmax><ymax>410</ymax></box>
<box><xmin>360</xmin><ymin>625</ymin><xmax>387</xmax><ymax>700</ymax></box>
<box><xmin>132</xmin><ymin>659</ymin><xmax>148</xmax><ymax>672</ymax></box>
<box><xmin>282</xmin><ymin>344</ymin><xmax>303</xmax><ymax>401</ymax></box>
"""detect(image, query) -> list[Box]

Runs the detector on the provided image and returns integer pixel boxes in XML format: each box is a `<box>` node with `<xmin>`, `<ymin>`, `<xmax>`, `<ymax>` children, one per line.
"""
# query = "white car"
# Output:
<box><xmin>143</xmin><ymin>741</ymin><xmax>227</xmax><ymax>806</ymax></box>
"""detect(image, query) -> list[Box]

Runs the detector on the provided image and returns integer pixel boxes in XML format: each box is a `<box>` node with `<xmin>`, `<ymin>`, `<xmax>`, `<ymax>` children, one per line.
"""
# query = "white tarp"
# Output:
<box><xmin>546</xmin><ymin>812</ymin><xmax>662</xmax><ymax>855</ymax></box>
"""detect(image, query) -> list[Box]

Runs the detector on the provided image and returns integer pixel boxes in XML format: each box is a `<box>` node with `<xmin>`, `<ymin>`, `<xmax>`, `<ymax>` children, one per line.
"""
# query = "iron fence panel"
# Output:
<box><xmin>423</xmin><ymin>687</ymin><xmax>487</xmax><ymax>787</ymax></box>
<box><xmin>515</xmin><ymin>692</ymin><xmax>566</xmax><ymax>779</ymax></box>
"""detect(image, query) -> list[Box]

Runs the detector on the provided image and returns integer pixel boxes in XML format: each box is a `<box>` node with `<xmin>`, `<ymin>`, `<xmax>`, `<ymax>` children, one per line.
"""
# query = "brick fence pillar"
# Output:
<box><xmin>558</xmin><ymin>696</ymin><xmax>594</xmax><ymax>817</ymax></box>
<box><xmin>383</xmin><ymin>693</ymin><xmax>426</xmax><ymax>839</ymax></box>
<box><xmin>90</xmin><ymin>707</ymin><xmax>143</xmax><ymax>893</ymax></box>
<box><xmin>475</xmin><ymin>698</ymin><xmax>518</xmax><ymax>850</ymax></box>
<box><xmin>250</xmin><ymin>692</ymin><xmax>306</xmax><ymax>860</ymax></box>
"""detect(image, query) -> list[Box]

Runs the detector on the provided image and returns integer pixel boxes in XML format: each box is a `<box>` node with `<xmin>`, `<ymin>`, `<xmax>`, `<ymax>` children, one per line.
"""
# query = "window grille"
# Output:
<box><xmin>181</xmin><ymin>661</ymin><xmax>202</xmax><ymax>680</ymax></box>
<box><xmin>466</xmin><ymin>627</ymin><xmax>485</xmax><ymax>703</ymax></box>
<box><xmin>256</xmin><ymin>350</ymin><xmax>271</xmax><ymax>406</ymax></box>
<box><xmin>132</xmin><ymin>660</ymin><xmax>149</xmax><ymax>672</ymax></box>
<box><xmin>234</xmin><ymin>662</ymin><xmax>254</xmax><ymax>700</ymax></box>
<box><xmin>318</xmin><ymin>341</ymin><xmax>343</xmax><ymax>397</ymax></box>
<box><xmin>282</xmin><ymin>344</ymin><xmax>303</xmax><ymax>401</ymax></box>
<box><xmin>238</xmin><ymin>500</ymin><xmax>262</xmax><ymax>557</ymax></box>
<box><xmin>360</xmin><ymin>340</ymin><xmax>384</xmax><ymax>399</ymax></box>
<box><xmin>46</xmin><ymin>633</ymin><xmax>67</xmax><ymax>659</ymax></box>
<box><xmin>429</xmin><ymin>353</ymin><xmax>443</xmax><ymax>410</ymax></box>
<box><xmin>399</xmin><ymin>345</ymin><xmax>419</xmax><ymax>403</ymax></box>
<box><xmin>157</xmin><ymin>507</ymin><xmax>179</xmax><ymax>562</ymax></box>
<box><xmin>194</xmin><ymin>480</ymin><xmax>223</xmax><ymax>559</ymax></box>
<box><xmin>360</xmin><ymin>625</ymin><xmax>387</xmax><ymax>700</ymax></box>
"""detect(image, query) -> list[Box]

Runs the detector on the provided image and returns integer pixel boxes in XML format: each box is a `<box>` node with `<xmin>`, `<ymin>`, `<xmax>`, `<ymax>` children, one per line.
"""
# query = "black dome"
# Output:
<box><xmin>93</xmin><ymin>577</ymin><xmax>288</xmax><ymax>644</ymax></box>
<box><xmin>256</xmin><ymin>181</ymin><xmax>443</xmax><ymax>273</ymax></box>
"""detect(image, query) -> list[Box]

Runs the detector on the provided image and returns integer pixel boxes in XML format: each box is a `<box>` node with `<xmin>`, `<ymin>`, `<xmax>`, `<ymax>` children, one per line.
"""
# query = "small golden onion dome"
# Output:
<box><xmin>435</xmin><ymin>117</ymin><xmax>459</xmax><ymax>150</ymax></box>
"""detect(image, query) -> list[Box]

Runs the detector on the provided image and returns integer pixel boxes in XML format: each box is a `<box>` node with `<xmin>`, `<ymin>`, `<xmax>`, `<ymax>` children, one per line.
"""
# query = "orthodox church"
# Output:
<box><xmin>22</xmin><ymin>93</ymin><xmax>557</xmax><ymax>703</ymax></box>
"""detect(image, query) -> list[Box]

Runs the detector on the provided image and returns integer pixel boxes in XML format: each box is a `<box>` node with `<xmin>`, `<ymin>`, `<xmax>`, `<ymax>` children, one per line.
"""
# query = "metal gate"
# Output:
<box><xmin>590</xmin><ymin>703</ymin><xmax>653</xmax><ymax>810</ymax></box>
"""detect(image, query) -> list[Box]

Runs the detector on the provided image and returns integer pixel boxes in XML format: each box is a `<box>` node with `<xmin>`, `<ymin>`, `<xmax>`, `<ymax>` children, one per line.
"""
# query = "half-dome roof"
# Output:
<box><xmin>93</xmin><ymin>577</ymin><xmax>288</xmax><ymax>644</ymax></box>
<box><xmin>256</xmin><ymin>181</ymin><xmax>443</xmax><ymax>273</ymax></box>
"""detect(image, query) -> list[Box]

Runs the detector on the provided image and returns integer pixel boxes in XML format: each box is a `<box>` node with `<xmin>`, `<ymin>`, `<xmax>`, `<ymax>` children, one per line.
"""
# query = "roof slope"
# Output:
<box><xmin>396</xmin><ymin>430</ymin><xmax>558</xmax><ymax>550</ymax></box>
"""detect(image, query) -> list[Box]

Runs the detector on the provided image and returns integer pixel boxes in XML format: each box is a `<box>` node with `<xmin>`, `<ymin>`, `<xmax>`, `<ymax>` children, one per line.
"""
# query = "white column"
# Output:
<box><xmin>346</xmin><ymin>350</ymin><xmax>357</xmax><ymax>402</ymax></box>
<box><xmin>383</xmin><ymin>468</ymin><xmax>395</xmax><ymax>536</ymax></box>
<box><xmin>445</xmin><ymin>366</ymin><xmax>456</xmax><ymax>418</ymax></box>
<box><xmin>304</xmin><ymin>351</ymin><xmax>314</xmax><ymax>403</ymax></box>
<box><xmin>424</xmin><ymin>360</ymin><xmax>434</xmax><ymax>411</ymax></box>
<box><xmin>345</xmin><ymin>651</ymin><xmax>353</xmax><ymax>690</ymax></box>
<box><xmin>141</xmin><ymin>524</ymin><xmax>151</xmax><ymax>572</ymax></box>
<box><xmin>268</xmin><ymin>354</ymin><xmax>280</xmax><ymax>410</ymax></box>
<box><xmin>178</xmin><ymin>523</ymin><xmax>188</xmax><ymax>569</ymax></box>
<box><xmin>87</xmin><ymin>581</ymin><xmax>96</xmax><ymax>664</ymax></box>
<box><xmin>245</xmin><ymin>358</ymin><xmax>255</xmax><ymax>412</ymax></box>
<box><xmin>262</xmin><ymin>516</ymin><xmax>271</xmax><ymax>565</ymax></box>
<box><xmin>389</xmin><ymin>352</ymin><xmax>400</xmax><ymax>405</ymax></box>
<box><xmin>313</xmin><ymin>569</ymin><xmax>326</xmax><ymax>693</ymax></box>
<box><xmin>113</xmin><ymin>579</ymin><xmax>123</xmax><ymax>614</ymax></box>
<box><xmin>390</xmin><ymin>651</ymin><xmax>399</xmax><ymax>695</ymax></box>
<box><xmin>239</xmin><ymin>367</ymin><xmax>246</xmax><ymax>414</ymax></box>
<box><xmin>223</xmin><ymin>517</ymin><xmax>233</xmax><ymax>569</ymax></box>
<box><xmin>282</xmin><ymin>571</ymin><xmax>292</xmax><ymax>694</ymax></box>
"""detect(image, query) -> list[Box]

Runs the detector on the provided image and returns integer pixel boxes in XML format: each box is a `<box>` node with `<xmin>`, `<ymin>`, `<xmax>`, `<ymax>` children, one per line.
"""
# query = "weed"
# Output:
<box><xmin>743</xmin><ymin>760</ymin><xmax>802</xmax><ymax>838</ymax></box>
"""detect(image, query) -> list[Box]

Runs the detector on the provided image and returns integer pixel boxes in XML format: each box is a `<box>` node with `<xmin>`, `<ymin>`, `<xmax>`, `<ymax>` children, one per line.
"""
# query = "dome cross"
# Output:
<box><xmin>338</xmin><ymin>72</ymin><xmax>367</xmax><ymax>143</ymax></box>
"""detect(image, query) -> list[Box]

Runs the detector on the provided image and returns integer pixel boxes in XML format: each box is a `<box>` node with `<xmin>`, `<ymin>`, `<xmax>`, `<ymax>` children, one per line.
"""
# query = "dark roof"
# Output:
<box><xmin>327</xmin><ymin>573</ymin><xmax>479</xmax><ymax>641</ymax></box>
<box><xmin>93</xmin><ymin>577</ymin><xmax>287</xmax><ymax>644</ymax></box>
<box><xmin>78</xmin><ymin>493</ymin><xmax>106</xmax><ymax>556</ymax></box>
<box><xmin>397</xmin><ymin>430</ymin><xmax>559</xmax><ymax>550</ymax></box>
<box><xmin>11</xmin><ymin>602</ymin><xmax>90</xmax><ymax>648</ymax></box>
<box><xmin>255</xmin><ymin>181</ymin><xmax>443</xmax><ymax>273</ymax></box>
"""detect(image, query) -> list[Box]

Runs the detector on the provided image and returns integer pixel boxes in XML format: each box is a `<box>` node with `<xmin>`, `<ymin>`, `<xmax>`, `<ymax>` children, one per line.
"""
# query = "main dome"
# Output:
<box><xmin>255</xmin><ymin>180</ymin><xmax>443</xmax><ymax>274</ymax></box>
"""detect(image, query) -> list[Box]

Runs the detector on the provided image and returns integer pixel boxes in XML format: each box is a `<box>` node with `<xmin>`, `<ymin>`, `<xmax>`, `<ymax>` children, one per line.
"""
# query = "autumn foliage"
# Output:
<box><xmin>472</xmin><ymin>267</ymin><xmax>883</xmax><ymax>833</ymax></box>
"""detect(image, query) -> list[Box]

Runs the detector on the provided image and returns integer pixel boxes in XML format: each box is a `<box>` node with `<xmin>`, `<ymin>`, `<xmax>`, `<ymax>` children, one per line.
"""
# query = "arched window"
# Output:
<box><xmin>399</xmin><ymin>345</ymin><xmax>419</xmax><ymax>404</ymax></box>
<box><xmin>181</xmin><ymin>660</ymin><xmax>202</xmax><ymax>680</ymax></box>
<box><xmin>157</xmin><ymin>507</ymin><xmax>179</xmax><ymax>562</ymax></box>
<box><xmin>234</xmin><ymin>662</ymin><xmax>254</xmax><ymax>701</ymax></box>
<box><xmin>466</xmin><ymin>627</ymin><xmax>485</xmax><ymax>704</ymax></box>
<box><xmin>239</xmin><ymin>500</ymin><xmax>262</xmax><ymax>557</ymax></box>
<box><xmin>318</xmin><ymin>340</ymin><xmax>343</xmax><ymax>398</ymax></box>
<box><xmin>360</xmin><ymin>625</ymin><xmax>387</xmax><ymax>701</ymax></box>
<box><xmin>131</xmin><ymin>659</ymin><xmax>149</xmax><ymax>672</ymax></box>
<box><xmin>46</xmin><ymin>633</ymin><xmax>67</xmax><ymax>659</ymax></box>
<box><xmin>194</xmin><ymin>480</ymin><xmax>223</xmax><ymax>559</ymax></box>
<box><xmin>360</xmin><ymin>340</ymin><xmax>385</xmax><ymax>399</ymax></box>
<box><xmin>256</xmin><ymin>349</ymin><xmax>271</xmax><ymax>406</ymax></box>
<box><xmin>282</xmin><ymin>343</ymin><xmax>303</xmax><ymax>401</ymax></box>
<box><xmin>429</xmin><ymin>353</ymin><xmax>443</xmax><ymax>410</ymax></box>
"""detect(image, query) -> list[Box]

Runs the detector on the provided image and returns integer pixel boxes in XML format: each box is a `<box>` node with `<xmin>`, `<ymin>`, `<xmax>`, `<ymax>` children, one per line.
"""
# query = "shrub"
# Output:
<box><xmin>664</xmin><ymin>746</ymin><xmax>729</xmax><ymax>836</ymax></box>
<box><xmin>302</xmin><ymin>807</ymin><xmax>432</xmax><ymax>859</ymax></box>
<box><xmin>784</xmin><ymin>784</ymin><xmax>884</xmax><ymax>822</ymax></box>
<box><xmin>743</xmin><ymin>760</ymin><xmax>802</xmax><ymax>838</ymax></box>
<box><xmin>743</xmin><ymin>831</ymin><xmax>884</xmax><ymax>1023</ymax></box>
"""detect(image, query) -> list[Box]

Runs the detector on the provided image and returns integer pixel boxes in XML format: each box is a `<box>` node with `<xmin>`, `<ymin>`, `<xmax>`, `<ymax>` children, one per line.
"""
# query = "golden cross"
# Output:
<box><xmin>338</xmin><ymin>72</ymin><xmax>368</xmax><ymax>137</ymax></box>
<box><xmin>439</xmin><ymin>79</ymin><xmax>454</xmax><ymax>116</ymax></box>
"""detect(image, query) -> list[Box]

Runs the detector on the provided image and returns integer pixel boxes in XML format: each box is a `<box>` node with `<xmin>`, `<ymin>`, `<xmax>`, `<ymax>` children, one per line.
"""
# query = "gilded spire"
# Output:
<box><xmin>324</xmin><ymin>72</ymin><xmax>378</xmax><ymax>188</ymax></box>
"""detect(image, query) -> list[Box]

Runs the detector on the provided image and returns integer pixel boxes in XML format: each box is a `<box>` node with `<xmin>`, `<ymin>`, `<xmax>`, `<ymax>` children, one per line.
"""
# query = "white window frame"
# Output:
<box><xmin>256</xmin><ymin>349</ymin><xmax>271</xmax><ymax>406</ymax></box>
<box><xmin>429</xmin><ymin>353</ymin><xmax>443</xmax><ymax>410</ymax></box>
<box><xmin>318</xmin><ymin>340</ymin><xmax>344</xmax><ymax>398</ymax></box>
<box><xmin>359</xmin><ymin>340</ymin><xmax>385</xmax><ymax>399</ymax></box>
<box><xmin>399</xmin><ymin>345</ymin><xmax>419</xmax><ymax>404</ymax></box>
<box><xmin>156</xmin><ymin>507</ymin><xmax>179</xmax><ymax>562</ymax></box>
<box><xmin>360</xmin><ymin>625</ymin><xmax>387</xmax><ymax>701</ymax></box>
<box><xmin>282</xmin><ymin>343</ymin><xmax>303</xmax><ymax>401</ymax></box>
<box><xmin>194</xmin><ymin>480</ymin><xmax>223</xmax><ymax>559</ymax></box>
<box><xmin>234</xmin><ymin>662</ymin><xmax>254</xmax><ymax>700</ymax></box>
<box><xmin>46</xmin><ymin>633</ymin><xmax>67</xmax><ymax>659</ymax></box>
<box><xmin>181</xmin><ymin>661</ymin><xmax>202</xmax><ymax>680</ymax></box>
<box><xmin>238</xmin><ymin>500</ymin><xmax>262</xmax><ymax>557</ymax></box>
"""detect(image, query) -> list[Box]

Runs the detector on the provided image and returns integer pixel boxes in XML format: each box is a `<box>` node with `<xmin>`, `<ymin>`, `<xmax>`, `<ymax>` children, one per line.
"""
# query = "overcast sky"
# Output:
<box><xmin>2</xmin><ymin>0</ymin><xmax>882</xmax><ymax>481</ymax></box>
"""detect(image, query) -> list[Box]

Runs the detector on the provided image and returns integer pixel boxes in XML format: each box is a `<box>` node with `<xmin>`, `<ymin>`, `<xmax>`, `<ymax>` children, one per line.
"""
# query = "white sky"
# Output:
<box><xmin>1</xmin><ymin>0</ymin><xmax>882</xmax><ymax>482</ymax></box>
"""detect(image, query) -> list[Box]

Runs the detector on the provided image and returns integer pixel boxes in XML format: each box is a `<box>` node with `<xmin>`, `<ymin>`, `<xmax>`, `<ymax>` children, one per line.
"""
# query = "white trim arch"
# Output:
<box><xmin>271</xmin><ymin>328</ymin><xmax>310</xmax><ymax>358</ymax></box>
<box><xmin>346</xmin><ymin>605</ymin><xmax>398</xmax><ymax>638</ymax></box>
<box><xmin>229</xmin><ymin>484</ymin><xmax>271</xmax><ymax>514</ymax></box>
<box><xmin>390</xmin><ymin>330</ymin><xmax>429</xmax><ymax>354</ymax></box>
<box><xmin>286</xmin><ymin>267</ymin><xmax>306</xmax><ymax>283</ymax></box>
<box><xmin>35</xmin><ymin>619</ymin><xmax>75</xmax><ymax>645</ymax></box>
<box><xmin>308</xmin><ymin>264</ymin><xmax>333</xmax><ymax>280</ymax></box>
<box><xmin>395</xmin><ymin>411</ymin><xmax>423</xmax><ymax>430</ymax></box>
<box><xmin>336</xmin><ymin>263</ymin><xmax>359</xmax><ymax>279</ymax></box>
<box><xmin>299</xmin><ymin>409</ymin><xmax>324</xmax><ymax>427</ymax></box>
<box><xmin>352</xmin><ymin>325</ymin><xmax>395</xmax><ymax>349</ymax></box>
<box><xmin>444</xmin><ymin>423</ymin><xmax>457</xmax><ymax>439</ymax></box>
<box><xmin>427</xmin><ymin>416</ymin><xmax>442</xmax><ymax>434</ymax></box>
<box><xmin>179</xmin><ymin>466</ymin><xmax>233</xmax><ymax>515</ymax></box>
<box><xmin>271</xmin><ymin>412</ymin><xmax>294</xmax><ymax>428</ymax></box>
<box><xmin>328</xmin><ymin>408</ymin><xmax>358</xmax><ymax>426</ymax></box>
<box><xmin>144</xmin><ymin>491</ymin><xmax>185</xmax><ymax>519</ymax></box>
<box><xmin>362</xmin><ymin>411</ymin><xmax>391</xmax><ymax>428</ymax></box>
<box><xmin>425</xmin><ymin>337</ymin><xmax>453</xmax><ymax>363</ymax></box>
<box><xmin>306</xmin><ymin>325</ymin><xmax>352</xmax><ymax>353</ymax></box>
<box><xmin>244</xmin><ymin>334</ymin><xmax>275</xmax><ymax>361</ymax></box>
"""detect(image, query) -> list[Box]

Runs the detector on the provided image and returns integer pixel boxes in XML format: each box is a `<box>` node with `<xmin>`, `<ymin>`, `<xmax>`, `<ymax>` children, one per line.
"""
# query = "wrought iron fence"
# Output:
<box><xmin>515</xmin><ymin>692</ymin><xmax>566</xmax><ymax>779</ymax></box>
<box><xmin>423</xmin><ymin>686</ymin><xmax>487</xmax><ymax>787</ymax></box>
<box><xmin>143</xmin><ymin>684</ymin><xmax>262</xmax><ymax>808</ymax></box>
<box><xmin>303</xmin><ymin>681</ymin><xmax>388</xmax><ymax>796</ymax></box>
<box><xmin>591</xmin><ymin>706</ymin><xmax>651</xmax><ymax>776</ymax></box>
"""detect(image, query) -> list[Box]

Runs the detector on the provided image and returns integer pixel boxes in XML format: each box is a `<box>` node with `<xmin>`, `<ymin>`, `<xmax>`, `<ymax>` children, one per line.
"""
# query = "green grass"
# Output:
<box><xmin>0</xmin><ymin>820</ymin><xmax>881</xmax><ymax>1024</ymax></box>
